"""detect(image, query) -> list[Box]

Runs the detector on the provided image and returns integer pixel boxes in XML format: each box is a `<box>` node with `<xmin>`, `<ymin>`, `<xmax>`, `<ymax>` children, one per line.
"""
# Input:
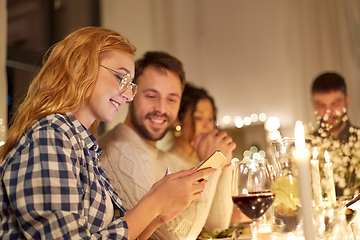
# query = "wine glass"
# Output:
<box><xmin>231</xmin><ymin>157</ymin><xmax>275</xmax><ymax>240</ymax></box>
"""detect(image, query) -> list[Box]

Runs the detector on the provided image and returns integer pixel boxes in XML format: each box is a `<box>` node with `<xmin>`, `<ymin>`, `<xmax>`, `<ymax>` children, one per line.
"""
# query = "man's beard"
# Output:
<box><xmin>129</xmin><ymin>104</ymin><xmax>173</xmax><ymax>141</ymax></box>
<box><xmin>329</xmin><ymin>121</ymin><xmax>342</xmax><ymax>131</ymax></box>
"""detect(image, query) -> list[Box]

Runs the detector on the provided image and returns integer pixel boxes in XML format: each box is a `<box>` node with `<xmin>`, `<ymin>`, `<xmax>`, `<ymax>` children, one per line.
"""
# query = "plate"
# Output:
<box><xmin>198</xmin><ymin>225</ymin><xmax>252</xmax><ymax>239</ymax></box>
<box><xmin>198</xmin><ymin>238</ymin><xmax>251</xmax><ymax>240</ymax></box>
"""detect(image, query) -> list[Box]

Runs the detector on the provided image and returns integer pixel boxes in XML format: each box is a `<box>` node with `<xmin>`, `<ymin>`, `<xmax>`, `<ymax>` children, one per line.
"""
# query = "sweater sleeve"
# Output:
<box><xmin>203</xmin><ymin>165</ymin><xmax>233</xmax><ymax>233</ymax></box>
<box><xmin>149</xmin><ymin>171</ymin><xmax>221</xmax><ymax>240</ymax></box>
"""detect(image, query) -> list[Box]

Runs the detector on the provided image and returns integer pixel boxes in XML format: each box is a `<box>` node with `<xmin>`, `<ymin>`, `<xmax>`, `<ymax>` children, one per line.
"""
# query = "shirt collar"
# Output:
<box><xmin>65</xmin><ymin>113</ymin><xmax>101</xmax><ymax>153</ymax></box>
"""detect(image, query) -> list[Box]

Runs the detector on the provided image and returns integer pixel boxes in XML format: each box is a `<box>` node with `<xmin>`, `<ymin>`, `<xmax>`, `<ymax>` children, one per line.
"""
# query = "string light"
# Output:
<box><xmin>243</xmin><ymin>116</ymin><xmax>251</xmax><ymax>126</ymax></box>
<box><xmin>264</xmin><ymin>116</ymin><xmax>280</xmax><ymax>131</ymax></box>
<box><xmin>219</xmin><ymin>113</ymin><xmax>281</xmax><ymax>161</ymax></box>
<box><xmin>249</xmin><ymin>146</ymin><xmax>258</xmax><ymax>155</ymax></box>
<box><xmin>242</xmin><ymin>146</ymin><xmax>267</xmax><ymax>160</ymax></box>
<box><xmin>234</xmin><ymin>116</ymin><xmax>244</xmax><ymax>128</ymax></box>
<box><xmin>250</xmin><ymin>113</ymin><xmax>258</xmax><ymax>122</ymax></box>
<box><xmin>259</xmin><ymin>113</ymin><xmax>267</xmax><ymax>122</ymax></box>
<box><xmin>220</xmin><ymin>113</ymin><xmax>278</xmax><ymax>129</ymax></box>
<box><xmin>222</xmin><ymin>115</ymin><xmax>231</xmax><ymax>125</ymax></box>
<box><xmin>259</xmin><ymin>150</ymin><xmax>266</xmax><ymax>158</ymax></box>
<box><xmin>243</xmin><ymin>150</ymin><xmax>251</xmax><ymax>158</ymax></box>
<box><xmin>269</xmin><ymin>130</ymin><xmax>282</xmax><ymax>140</ymax></box>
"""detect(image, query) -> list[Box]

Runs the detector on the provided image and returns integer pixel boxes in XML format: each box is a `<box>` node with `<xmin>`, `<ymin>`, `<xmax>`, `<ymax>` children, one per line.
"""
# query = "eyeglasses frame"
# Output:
<box><xmin>100</xmin><ymin>64</ymin><xmax>137</xmax><ymax>97</ymax></box>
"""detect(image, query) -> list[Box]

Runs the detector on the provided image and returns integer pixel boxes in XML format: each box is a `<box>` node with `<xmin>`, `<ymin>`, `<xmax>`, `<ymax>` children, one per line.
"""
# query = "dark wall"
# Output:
<box><xmin>7</xmin><ymin>0</ymin><xmax>100</xmax><ymax>124</ymax></box>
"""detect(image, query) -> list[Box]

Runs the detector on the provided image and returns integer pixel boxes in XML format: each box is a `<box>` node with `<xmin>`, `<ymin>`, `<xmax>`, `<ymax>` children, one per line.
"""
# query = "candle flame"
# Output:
<box><xmin>313</xmin><ymin>147</ymin><xmax>318</xmax><ymax>160</ymax></box>
<box><xmin>295</xmin><ymin>121</ymin><xmax>305</xmax><ymax>149</ymax></box>
<box><xmin>325</xmin><ymin>150</ymin><xmax>330</xmax><ymax>163</ymax></box>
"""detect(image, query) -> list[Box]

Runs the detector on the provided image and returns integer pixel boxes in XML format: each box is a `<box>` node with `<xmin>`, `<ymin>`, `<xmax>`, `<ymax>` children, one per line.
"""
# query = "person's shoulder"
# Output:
<box><xmin>30</xmin><ymin>113</ymin><xmax>74</xmax><ymax>133</ymax></box>
<box><xmin>98</xmin><ymin>123</ymin><xmax>134</xmax><ymax>147</ymax></box>
<box><xmin>101</xmin><ymin>138</ymin><xmax>148</xmax><ymax>156</ymax></box>
<box><xmin>99</xmin><ymin>131</ymin><xmax>153</xmax><ymax>164</ymax></box>
<box><xmin>29</xmin><ymin>114</ymin><xmax>85</xmax><ymax>143</ymax></box>
<box><xmin>1</xmin><ymin>114</ymin><xmax>76</xmax><ymax>171</ymax></box>
<box><xmin>99</xmin><ymin>123</ymin><xmax>153</xmax><ymax>153</ymax></box>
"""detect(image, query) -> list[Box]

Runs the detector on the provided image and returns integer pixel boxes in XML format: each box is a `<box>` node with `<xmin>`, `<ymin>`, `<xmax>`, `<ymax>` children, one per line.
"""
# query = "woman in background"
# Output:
<box><xmin>0</xmin><ymin>27</ymin><xmax>214</xmax><ymax>240</ymax></box>
<box><xmin>170</xmin><ymin>83</ymin><xmax>251</xmax><ymax>234</ymax></box>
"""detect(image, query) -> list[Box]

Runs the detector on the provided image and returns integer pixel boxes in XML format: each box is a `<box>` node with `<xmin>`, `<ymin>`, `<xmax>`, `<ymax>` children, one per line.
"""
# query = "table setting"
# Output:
<box><xmin>199</xmin><ymin>113</ymin><xmax>360</xmax><ymax>240</ymax></box>
<box><xmin>227</xmin><ymin>121</ymin><xmax>360</xmax><ymax>240</ymax></box>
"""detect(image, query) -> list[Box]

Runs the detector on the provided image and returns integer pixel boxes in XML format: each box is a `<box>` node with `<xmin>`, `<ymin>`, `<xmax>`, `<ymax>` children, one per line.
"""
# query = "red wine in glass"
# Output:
<box><xmin>231</xmin><ymin>158</ymin><xmax>274</xmax><ymax>240</ymax></box>
<box><xmin>232</xmin><ymin>191</ymin><xmax>275</xmax><ymax>220</ymax></box>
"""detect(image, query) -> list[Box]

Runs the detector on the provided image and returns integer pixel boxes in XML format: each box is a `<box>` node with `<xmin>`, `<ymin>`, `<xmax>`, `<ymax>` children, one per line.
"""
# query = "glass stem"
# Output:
<box><xmin>251</xmin><ymin>220</ymin><xmax>259</xmax><ymax>240</ymax></box>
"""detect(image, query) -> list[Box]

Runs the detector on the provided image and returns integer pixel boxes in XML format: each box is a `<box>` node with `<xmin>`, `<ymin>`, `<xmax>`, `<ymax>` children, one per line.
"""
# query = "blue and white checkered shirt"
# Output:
<box><xmin>0</xmin><ymin>113</ymin><xmax>129</xmax><ymax>239</ymax></box>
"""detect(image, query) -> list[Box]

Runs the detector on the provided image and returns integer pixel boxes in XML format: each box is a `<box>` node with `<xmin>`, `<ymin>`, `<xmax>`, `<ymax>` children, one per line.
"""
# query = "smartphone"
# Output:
<box><xmin>195</xmin><ymin>150</ymin><xmax>226</xmax><ymax>171</ymax></box>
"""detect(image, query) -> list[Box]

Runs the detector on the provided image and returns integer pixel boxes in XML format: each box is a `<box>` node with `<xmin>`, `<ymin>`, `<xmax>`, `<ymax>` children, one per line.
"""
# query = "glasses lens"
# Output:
<box><xmin>131</xmin><ymin>83</ymin><xmax>137</xmax><ymax>97</ymax></box>
<box><xmin>118</xmin><ymin>73</ymin><xmax>131</xmax><ymax>91</ymax></box>
<box><xmin>118</xmin><ymin>73</ymin><xmax>137</xmax><ymax>97</ymax></box>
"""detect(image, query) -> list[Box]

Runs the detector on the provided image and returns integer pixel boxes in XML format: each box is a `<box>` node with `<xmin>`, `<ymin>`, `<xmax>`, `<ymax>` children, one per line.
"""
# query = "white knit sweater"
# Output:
<box><xmin>98</xmin><ymin>123</ymin><xmax>233</xmax><ymax>239</ymax></box>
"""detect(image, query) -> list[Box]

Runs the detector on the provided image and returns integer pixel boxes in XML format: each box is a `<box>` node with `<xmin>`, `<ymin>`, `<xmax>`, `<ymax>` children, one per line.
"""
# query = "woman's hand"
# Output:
<box><xmin>125</xmin><ymin>167</ymin><xmax>216</xmax><ymax>240</ymax></box>
<box><xmin>147</xmin><ymin>167</ymin><xmax>216</xmax><ymax>219</ymax></box>
<box><xmin>191</xmin><ymin>129</ymin><xmax>236</xmax><ymax>167</ymax></box>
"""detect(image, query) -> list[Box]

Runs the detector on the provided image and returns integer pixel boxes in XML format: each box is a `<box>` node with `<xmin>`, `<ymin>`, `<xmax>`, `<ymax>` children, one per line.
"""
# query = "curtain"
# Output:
<box><xmin>287</xmin><ymin>0</ymin><xmax>360</xmax><ymax>127</ymax></box>
<box><xmin>343</xmin><ymin>0</ymin><xmax>360</xmax><ymax>126</ymax></box>
<box><xmin>101</xmin><ymin>0</ymin><xmax>360</xmax><ymax>136</ymax></box>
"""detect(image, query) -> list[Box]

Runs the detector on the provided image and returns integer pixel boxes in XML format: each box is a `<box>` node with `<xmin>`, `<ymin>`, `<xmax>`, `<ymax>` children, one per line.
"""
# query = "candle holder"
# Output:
<box><xmin>313</xmin><ymin>201</ymin><xmax>350</xmax><ymax>240</ymax></box>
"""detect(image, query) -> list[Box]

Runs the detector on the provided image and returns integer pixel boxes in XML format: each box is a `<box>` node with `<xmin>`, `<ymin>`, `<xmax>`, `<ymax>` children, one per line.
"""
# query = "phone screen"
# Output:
<box><xmin>195</xmin><ymin>150</ymin><xmax>226</xmax><ymax>171</ymax></box>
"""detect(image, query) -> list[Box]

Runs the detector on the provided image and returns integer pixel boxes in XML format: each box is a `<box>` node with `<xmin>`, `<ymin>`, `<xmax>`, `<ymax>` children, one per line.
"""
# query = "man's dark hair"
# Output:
<box><xmin>311</xmin><ymin>72</ymin><xmax>347</xmax><ymax>95</ymax></box>
<box><xmin>133</xmin><ymin>51</ymin><xmax>185</xmax><ymax>89</ymax></box>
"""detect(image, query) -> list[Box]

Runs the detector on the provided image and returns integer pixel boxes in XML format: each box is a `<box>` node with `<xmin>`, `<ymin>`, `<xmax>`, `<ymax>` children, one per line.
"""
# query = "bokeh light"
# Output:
<box><xmin>235</xmin><ymin>117</ymin><xmax>244</xmax><ymax>128</ymax></box>
<box><xmin>250</xmin><ymin>113</ymin><xmax>258</xmax><ymax>122</ymax></box>
<box><xmin>249</xmin><ymin>146</ymin><xmax>258</xmax><ymax>155</ymax></box>
<box><xmin>222</xmin><ymin>115</ymin><xmax>231</xmax><ymax>125</ymax></box>
<box><xmin>243</xmin><ymin>150</ymin><xmax>251</xmax><ymax>158</ymax></box>
<box><xmin>253</xmin><ymin>152</ymin><xmax>260</xmax><ymax>160</ymax></box>
<box><xmin>264</xmin><ymin>116</ymin><xmax>280</xmax><ymax>131</ymax></box>
<box><xmin>243</xmin><ymin>116</ymin><xmax>252</xmax><ymax>126</ymax></box>
<box><xmin>259</xmin><ymin>113</ymin><xmax>267</xmax><ymax>122</ymax></box>
<box><xmin>259</xmin><ymin>150</ymin><xmax>266</xmax><ymax>158</ymax></box>
<box><xmin>269</xmin><ymin>130</ymin><xmax>282</xmax><ymax>140</ymax></box>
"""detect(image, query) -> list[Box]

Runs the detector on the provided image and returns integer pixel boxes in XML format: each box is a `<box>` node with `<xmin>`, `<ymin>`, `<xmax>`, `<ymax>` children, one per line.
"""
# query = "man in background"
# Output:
<box><xmin>311</xmin><ymin>72</ymin><xmax>360</xmax><ymax>197</ymax></box>
<box><xmin>98</xmin><ymin>51</ymin><xmax>236</xmax><ymax>239</ymax></box>
<box><xmin>311</xmin><ymin>72</ymin><xmax>358</xmax><ymax>142</ymax></box>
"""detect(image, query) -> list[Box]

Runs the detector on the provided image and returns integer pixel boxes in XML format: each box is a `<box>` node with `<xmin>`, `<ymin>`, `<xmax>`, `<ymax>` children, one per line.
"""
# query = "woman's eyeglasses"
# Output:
<box><xmin>100</xmin><ymin>65</ymin><xmax>137</xmax><ymax>97</ymax></box>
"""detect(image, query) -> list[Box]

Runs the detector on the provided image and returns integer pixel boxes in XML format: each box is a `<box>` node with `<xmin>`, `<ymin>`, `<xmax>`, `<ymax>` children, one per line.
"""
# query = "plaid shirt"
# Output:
<box><xmin>0</xmin><ymin>113</ymin><xmax>129</xmax><ymax>239</ymax></box>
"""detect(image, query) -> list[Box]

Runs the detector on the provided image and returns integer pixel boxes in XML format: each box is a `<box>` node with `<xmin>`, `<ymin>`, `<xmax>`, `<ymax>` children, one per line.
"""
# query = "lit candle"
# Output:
<box><xmin>292</xmin><ymin>121</ymin><xmax>315</xmax><ymax>240</ymax></box>
<box><xmin>310</xmin><ymin>147</ymin><xmax>322</xmax><ymax>206</ymax></box>
<box><xmin>324</xmin><ymin>150</ymin><xmax>336</xmax><ymax>204</ymax></box>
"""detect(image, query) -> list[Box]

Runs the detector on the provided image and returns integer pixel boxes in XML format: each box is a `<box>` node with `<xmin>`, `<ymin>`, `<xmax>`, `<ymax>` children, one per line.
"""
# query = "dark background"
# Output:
<box><xmin>7</xmin><ymin>0</ymin><xmax>100</xmax><ymax>126</ymax></box>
